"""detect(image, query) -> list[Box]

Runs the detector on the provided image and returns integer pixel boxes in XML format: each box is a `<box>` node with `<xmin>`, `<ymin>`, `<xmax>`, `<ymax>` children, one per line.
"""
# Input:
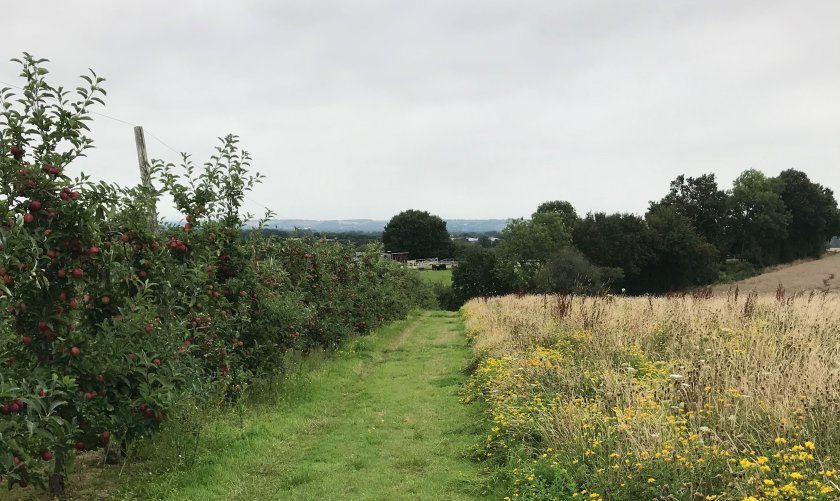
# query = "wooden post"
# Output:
<box><xmin>133</xmin><ymin>126</ymin><xmax>157</xmax><ymax>231</ymax></box>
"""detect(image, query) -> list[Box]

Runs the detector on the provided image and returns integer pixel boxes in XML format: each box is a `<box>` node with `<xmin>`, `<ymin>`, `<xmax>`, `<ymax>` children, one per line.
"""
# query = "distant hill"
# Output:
<box><xmin>260</xmin><ymin>219</ymin><xmax>509</xmax><ymax>234</ymax></box>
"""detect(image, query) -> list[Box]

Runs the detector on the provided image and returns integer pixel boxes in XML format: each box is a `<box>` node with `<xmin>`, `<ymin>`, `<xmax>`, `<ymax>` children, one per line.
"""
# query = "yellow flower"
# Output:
<box><xmin>742</xmin><ymin>497</ymin><xmax>759</xmax><ymax>501</ymax></box>
<box><xmin>774</xmin><ymin>437</ymin><xmax>787</xmax><ymax>445</ymax></box>
<box><xmin>789</xmin><ymin>472</ymin><xmax>804</xmax><ymax>480</ymax></box>
<box><xmin>647</xmin><ymin>478</ymin><xmax>656</xmax><ymax>484</ymax></box>
<box><xmin>804</xmin><ymin>441</ymin><xmax>815</xmax><ymax>450</ymax></box>
<box><xmin>763</xmin><ymin>479</ymin><xmax>775</xmax><ymax>486</ymax></box>
<box><xmin>780</xmin><ymin>482</ymin><xmax>798</xmax><ymax>495</ymax></box>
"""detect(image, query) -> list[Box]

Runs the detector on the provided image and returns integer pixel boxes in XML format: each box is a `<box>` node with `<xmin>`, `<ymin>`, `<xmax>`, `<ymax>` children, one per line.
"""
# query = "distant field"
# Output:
<box><xmin>714</xmin><ymin>252</ymin><xmax>840</xmax><ymax>295</ymax></box>
<box><xmin>417</xmin><ymin>269</ymin><xmax>452</xmax><ymax>286</ymax></box>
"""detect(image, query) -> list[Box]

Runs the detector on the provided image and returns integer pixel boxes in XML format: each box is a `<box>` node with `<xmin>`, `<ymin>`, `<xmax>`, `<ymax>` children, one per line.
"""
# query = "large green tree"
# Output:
<box><xmin>640</xmin><ymin>207</ymin><xmax>720</xmax><ymax>292</ymax></box>
<box><xmin>382</xmin><ymin>209</ymin><xmax>451</xmax><ymax>259</ymax></box>
<box><xmin>776</xmin><ymin>169</ymin><xmax>840</xmax><ymax>260</ymax></box>
<box><xmin>534</xmin><ymin>200</ymin><xmax>578</xmax><ymax>228</ymax></box>
<box><xmin>451</xmin><ymin>246</ymin><xmax>513</xmax><ymax>304</ymax></box>
<box><xmin>572</xmin><ymin>213</ymin><xmax>656</xmax><ymax>293</ymax></box>
<box><xmin>725</xmin><ymin>169</ymin><xmax>791</xmax><ymax>265</ymax></box>
<box><xmin>650</xmin><ymin>173</ymin><xmax>728</xmax><ymax>252</ymax></box>
<box><xmin>497</xmin><ymin>211</ymin><xmax>572</xmax><ymax>289</ymax></box>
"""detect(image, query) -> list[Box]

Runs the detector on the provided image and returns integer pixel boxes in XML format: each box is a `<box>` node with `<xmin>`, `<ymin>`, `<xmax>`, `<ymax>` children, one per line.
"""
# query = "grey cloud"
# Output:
<box><xmin>3</xmin><ymin>0</ymin><xmax>838</xmax><ymax>220</ymax></box>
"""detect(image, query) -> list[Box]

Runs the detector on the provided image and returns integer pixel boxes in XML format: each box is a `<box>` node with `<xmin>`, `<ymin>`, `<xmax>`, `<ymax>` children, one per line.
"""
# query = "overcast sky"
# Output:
<box><xmin>3</xmin><ymin>0</ymin><xmax>839</xmax><ymax>221</ymax></box>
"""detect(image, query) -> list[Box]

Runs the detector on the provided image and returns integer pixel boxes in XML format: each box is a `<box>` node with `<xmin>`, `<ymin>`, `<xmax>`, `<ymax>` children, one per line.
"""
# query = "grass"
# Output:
<box><xmin>417</xmin><ymin>269</ymin><xmax>453</xmax><ymax>286</ymax></box>
<box><xmin>21</xmin><ymin>311</ymin><xmax>499</xmax><ymax>500</ymax></box>
<box><xmin>461</xmin><ymin>293</ymin><xmax>840</xmax><ymax>500</ymax></box>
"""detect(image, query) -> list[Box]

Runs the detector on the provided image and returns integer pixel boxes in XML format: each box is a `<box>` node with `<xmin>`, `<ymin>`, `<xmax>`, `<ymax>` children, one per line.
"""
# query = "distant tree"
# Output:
<box><xmin>725</xmin><ymin>169</ymin><xmax>790</xmax><ymax>265</ymax></box>
<box><xmin>451</xmin><ymin>247</ymin><xmax>513</xmax><ymax>304</ymax></box>
<box><xmin>450</xmin><ymin>239</ymin><xmax>476</xmax><ymax>260</ymax></box>
<box><xmin>639</xmin><ymin>207</ymin><xmax>720</xmax><ymax>292</ymax></box>
<box><xmin>497</xmin><ymin>212</ymin><xmax>572</xmax><ymax>289</ymax></box>
<box><xmin>776</xmin><ymin>169</ymin><xmax>840</xmax><ymax>260</ymax></box>
<box><xmin>477</xmin><ymin>235</ymin><xmax>493</xmax><ymax>248</ymax></box>
<box><xmin>498</xmin><ymin>213</ymin><xmax>571</xmax><ymax>263</ymax></box>
<box><xmin>572</xmin><ymin>213</ymin><xmax>656</xmax><ymax>293</ymax></box>
<box><xmin>535</xmin><ymin>247</ymin><xmax>622</xmax><ymax>294</ymax></box>
<box><xmin>534</xmin><ymin>200</ymin><xmax>578</xmax><ymax>228</ymax></box>
<box><xmin>650</xmin><ymin>174</ymin><xmax>728</xmax><ymax>252</ymax></box>
<box><xmin>382</xmin><ymin>210</ymin><xmax>451</xmax><ymax>259</ymax></box>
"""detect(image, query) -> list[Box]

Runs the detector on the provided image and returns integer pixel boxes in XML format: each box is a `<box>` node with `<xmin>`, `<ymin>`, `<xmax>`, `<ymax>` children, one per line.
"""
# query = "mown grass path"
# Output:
<box><xmin>119</xmin><ymin>311</ymin><xmax>494</xmax><ymax>500</ymax></box>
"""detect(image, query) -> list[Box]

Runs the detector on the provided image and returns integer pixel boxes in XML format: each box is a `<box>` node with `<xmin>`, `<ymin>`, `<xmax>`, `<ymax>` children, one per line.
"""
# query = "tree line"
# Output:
<box><xmin>441</xmin><ymin>169</ymin><xmax>840</xmax><ymax>307</ymax></box>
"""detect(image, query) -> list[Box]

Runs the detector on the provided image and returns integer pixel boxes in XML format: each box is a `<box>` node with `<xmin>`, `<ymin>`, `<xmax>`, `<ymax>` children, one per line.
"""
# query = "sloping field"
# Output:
<box><xmin>716</xmin><ymin>252</ymin><xmax>840</xmax><ymax>294</ymax></box>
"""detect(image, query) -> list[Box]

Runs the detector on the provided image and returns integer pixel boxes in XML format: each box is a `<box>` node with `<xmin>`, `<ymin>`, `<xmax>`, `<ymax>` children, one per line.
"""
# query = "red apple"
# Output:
<box><xmin>70</xmin><ymin>346</ymin><xmax>81</xmax><ymax>356</ymax></box>
<box><xmin>72</xmin><ymin>267</ymin><xmax>83</xmax><ymax>279</ymax></box>
<box><xmin>89</xmin><ymin>245</ymin><xmax>100</xmax><ymax>255</ymax></box>
<box><xmin>21</xmin><ymin>335</ymin><xmax>32</xmax><ymax>345</ymax></box>
<box><xmin>41</xmin><ymin>450</ymin><xmax>53</xmax><ymax>461</ymax></box>
<box><xmin>30</xmin><ymin>200</ymin><xmax>41</xmax><ymax>211</ymax></box>
<box><xmin>23</xmin><ymin>212</ymin><xmax>34</xmax><ymax>224</ymax></box>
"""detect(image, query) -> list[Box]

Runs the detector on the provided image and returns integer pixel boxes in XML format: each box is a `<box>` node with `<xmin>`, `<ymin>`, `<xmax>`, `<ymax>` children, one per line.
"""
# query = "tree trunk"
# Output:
<box><xmin>49</xmin><ymin>453</ymin><xmax>66</xmax><ymax>499</ymax></box>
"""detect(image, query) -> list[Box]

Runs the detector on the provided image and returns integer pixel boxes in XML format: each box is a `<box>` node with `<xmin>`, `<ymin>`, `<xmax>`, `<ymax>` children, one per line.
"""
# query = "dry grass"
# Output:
<box><xmin>715</xmin><ymin>253</ymin><xmax>840</xmax><ymax>295</ymax></box>
<box><xmin>462</xmin><ymin>293</ymin><xmax>840</xmax><ymax>499</ymax></box>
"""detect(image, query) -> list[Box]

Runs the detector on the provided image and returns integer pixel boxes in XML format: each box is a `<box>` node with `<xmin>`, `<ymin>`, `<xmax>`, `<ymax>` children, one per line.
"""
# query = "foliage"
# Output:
<box><xmin>640</xmin><ymin>207</ymin><xmax>720</xmax><ymax>293</ymax></box>
<box><xmin>572</xmin><ymin>213</ymin><xmax>655</xmax><ymax>294</ymax></box>
<box><xmin>649</xmin><ymin>174</ymin><xmax>728</xmax><ymax>251</ymax></box>
<box><xmin>382</xmin><ymin>209</ymin><xmax>451</xmax><ymax>259</ymax></box>
<box><xmin>451</xmin><ymin>247</ymin><xmax>513</xmax><ymax>307</ymax></box>
<box><xmin>717</xmin><ymin>259</ymin><xmax>763</xmax><ymax>284</ymax></box>
<box><xmin>0</xmin><ymin>54</ymin><xmax>432</xmax><ymax>496</ymax></box>
<box><xmin>534</xmin><ymin>247</ymin><xmax>621</xmax><ymax>295</ymax></box>
<box><xmin>724</xmin><ymin>169</ymin><xmax>791</xmax><ymax>265</ymax></box>
<box><xmin>533</xmin><ymin>200</ymin><xmax>578</xmax><ymax>228</ymax></box>
<box><xmin>776</xmin><ymin>169</ymin><xmax>840</xmax><ymax>261</ymax></box>
<box><xmin>497</xmin><ymin>212</ymin><xmax>572</xmax><ymax>289</ymax></box>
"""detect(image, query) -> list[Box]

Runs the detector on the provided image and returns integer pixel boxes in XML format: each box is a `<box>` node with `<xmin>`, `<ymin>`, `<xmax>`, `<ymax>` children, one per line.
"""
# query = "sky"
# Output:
<box><xmin>2</xmin><ymin>0</ymin><xmax>839</xmax><ymax>221</ymax></box>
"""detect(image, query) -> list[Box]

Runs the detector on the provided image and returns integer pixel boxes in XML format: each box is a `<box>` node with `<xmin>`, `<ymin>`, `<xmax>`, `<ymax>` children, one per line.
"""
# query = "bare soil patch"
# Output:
<box><xmin>715</xmin><ymin>252</ymin><xmax>840</xmax><ymax>295</ymax></box>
